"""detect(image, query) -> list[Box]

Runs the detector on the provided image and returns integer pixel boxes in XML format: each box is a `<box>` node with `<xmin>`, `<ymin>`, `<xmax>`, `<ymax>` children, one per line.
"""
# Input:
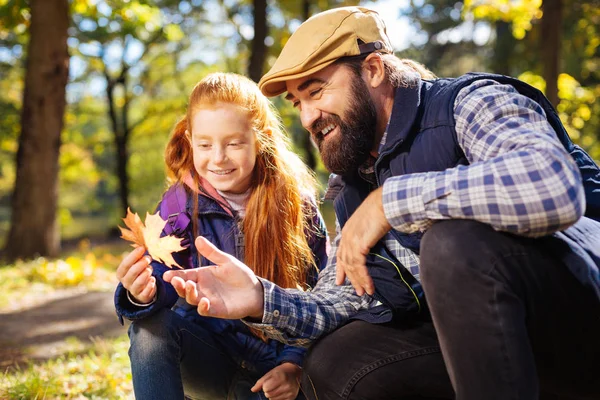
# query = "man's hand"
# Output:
<box><xmin>251</xmin><ymin>362</ymin><xmax>302</xmax><ymax>400</ymax></box>
<box><xmin>163</xmin><ymin>236</ymin><xmax>265</xmax><ymax>320</ymax></box>
<box><xmin>336</xmin><ymin>186</ymin><xmax>391</xmax><ymax>296</ymax></box>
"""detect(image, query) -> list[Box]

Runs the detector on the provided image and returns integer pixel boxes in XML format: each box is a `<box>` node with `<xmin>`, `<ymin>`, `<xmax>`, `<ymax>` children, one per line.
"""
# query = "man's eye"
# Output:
<box><xmin>292</xmin><ymin>101</ymin><xmax>300</xmax><ymax>108</ymax></box>
<box><xmin>309</xmin><ymin>88</ymin><xmax>322</xmax><ymax>97</ymax></box>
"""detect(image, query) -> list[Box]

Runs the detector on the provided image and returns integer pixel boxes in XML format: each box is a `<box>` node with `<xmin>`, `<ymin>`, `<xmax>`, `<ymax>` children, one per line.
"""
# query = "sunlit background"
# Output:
<box><xmin>0</xmin><ymin>0</ymin><xmax>598</xmax><ymax>398</ymax></box>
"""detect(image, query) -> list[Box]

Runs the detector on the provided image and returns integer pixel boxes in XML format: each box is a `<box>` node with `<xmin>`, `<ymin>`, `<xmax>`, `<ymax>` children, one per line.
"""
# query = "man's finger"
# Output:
<box><xmin>195</xmin><ymin>236</ymin><xmax>233</xmax><ymax>265</ymax></box>
<box><xmin>169</xmin><ymin>275</ymin><xmax>187</xmax><ymax>297</ymax></box>
<box><xmin>335</xmin><ymin>264</ymin><xmax>346</xmax><ymax>286</ymax></box>
<box><xmin>164</xmin><ymin>268</ymin><xmax>195</xmax><ymax>283</ymax></box>
<box><xmin>184</xmin><ymin>280</ymin><xmax>199</xmax><ymax>305</ymax></box>
<box><xmin>251</xmin><ymin>374</ymin><xmax>267</xmax><ymax>392</ymax></box>
<box><xmin>352</xmin><ymin>280</ymin><xmax>365</xmax><ymax>297</ymax></box>
<box><xmin>198</xmin><ymin>297</ymin><xmax>211</xmax><ymax>315</ymax></box>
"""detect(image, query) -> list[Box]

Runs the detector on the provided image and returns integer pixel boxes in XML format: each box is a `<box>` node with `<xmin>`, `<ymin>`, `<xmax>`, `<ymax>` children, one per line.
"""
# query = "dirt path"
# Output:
<box><xmin>0</xmin><ymin>288</ymin><xmax>128</xmax><ymax>369</ymax></box>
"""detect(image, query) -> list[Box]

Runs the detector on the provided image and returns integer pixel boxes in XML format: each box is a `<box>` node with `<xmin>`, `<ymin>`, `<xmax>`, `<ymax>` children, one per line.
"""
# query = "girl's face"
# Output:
<box><xmin>190</xmin><ymin>102</ymin><xmax>257</xmax><ymax>194</ymax></box>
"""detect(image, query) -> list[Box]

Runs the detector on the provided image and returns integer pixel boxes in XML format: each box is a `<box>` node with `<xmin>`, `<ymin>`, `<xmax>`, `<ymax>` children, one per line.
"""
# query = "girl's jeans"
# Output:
<box><xmin>128</xmin><ymin>308</ymin><xmax>301</xmax><ymax>400</ymax></box>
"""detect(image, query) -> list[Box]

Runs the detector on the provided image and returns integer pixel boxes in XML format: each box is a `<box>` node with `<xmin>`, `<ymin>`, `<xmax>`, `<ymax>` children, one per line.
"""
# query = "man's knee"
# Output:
<box><xmin>420</xmin><ymin>220</ymin><xmax>501</xmax><ymax>288</ymax></box>
<box><xmin>302</xmin><ymin>338</ymin><xmax>343</xmax><ymax>399</ymax></box>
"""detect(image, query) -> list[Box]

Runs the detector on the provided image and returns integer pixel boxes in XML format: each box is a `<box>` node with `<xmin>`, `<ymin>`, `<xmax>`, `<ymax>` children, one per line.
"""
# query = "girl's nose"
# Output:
<box><xmin>212</xmin><ymin>146</ymin><xmax>227</xmax><ymax>163</ymax></box>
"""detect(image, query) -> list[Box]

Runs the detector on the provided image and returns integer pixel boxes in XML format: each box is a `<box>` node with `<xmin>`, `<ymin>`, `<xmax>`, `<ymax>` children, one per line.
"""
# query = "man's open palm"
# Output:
<box><xmin>163</xmin><ymin>236</ymin><xmax>264</xmax><ymax>320</ymax></box>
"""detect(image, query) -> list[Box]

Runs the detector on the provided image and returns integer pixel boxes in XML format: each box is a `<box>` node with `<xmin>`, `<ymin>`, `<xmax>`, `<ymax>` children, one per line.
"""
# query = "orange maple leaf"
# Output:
<box><xmin>119</xmin><ymin>208</ymin><xmax>186</xmax><ymax>269</ymax></box>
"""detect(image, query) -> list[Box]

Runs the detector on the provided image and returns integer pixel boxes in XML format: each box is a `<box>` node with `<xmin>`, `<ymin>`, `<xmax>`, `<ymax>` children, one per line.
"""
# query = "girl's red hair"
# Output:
<box><xmin>165</xmin><ymin>72</ymin><xmax>319</xmax><ymax>292</ymax></box>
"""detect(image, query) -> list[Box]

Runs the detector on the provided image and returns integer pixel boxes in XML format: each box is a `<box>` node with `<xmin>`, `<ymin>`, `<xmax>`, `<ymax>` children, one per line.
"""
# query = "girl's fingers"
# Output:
<box><xmin>116</xmin><ymin>247</ymin><xmax>146</xmax><ymax>280</ymax></box>
<box><xmin>129</xmin><ymin>267</ymin><xmax>152</xmax><ymax>297</ymax></box>
<box><xmin>122</xmin><ymin>257</ymin><xmax>152</xmax><ymax>290</ymax></box>
<box><xmin>137</xmin><ymin>276</ymin><xmax>156</xmax><ymax>301</ymax></box>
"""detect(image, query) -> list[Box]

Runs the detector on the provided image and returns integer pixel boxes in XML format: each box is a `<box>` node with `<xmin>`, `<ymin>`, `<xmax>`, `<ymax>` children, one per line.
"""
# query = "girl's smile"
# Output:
<box><xmin>189</xmin><ymin>102</ymin><xmax>257</xmax><ymax>194</ymax></box>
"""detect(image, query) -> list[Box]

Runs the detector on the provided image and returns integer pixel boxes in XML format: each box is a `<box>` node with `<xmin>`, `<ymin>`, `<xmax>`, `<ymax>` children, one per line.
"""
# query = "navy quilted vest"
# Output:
<box><xmin>334</xmin><ymin>73</ymin><xmax>600</xmax><ymax>321</ymax></box>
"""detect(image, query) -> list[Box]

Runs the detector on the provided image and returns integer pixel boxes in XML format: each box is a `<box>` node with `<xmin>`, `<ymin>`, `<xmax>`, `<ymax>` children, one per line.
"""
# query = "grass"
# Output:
<box><xmin>0</xmin><ymin>239</ymin><xmax>129</xmax><ymax>310</ymax></box>
<box><xmin>0</xmin><ymin>239</ymin><xmax>134</xmax><ymax>399</ymax></box>
<box><xmin>0</xmin><ymin>202</ymin><xmax>336</xmax><ymax>399</ymax></box>
<box><xmin>0</xmin><ymin>336</ymin><xmax>133</xmax><ymax>400</ymax></box>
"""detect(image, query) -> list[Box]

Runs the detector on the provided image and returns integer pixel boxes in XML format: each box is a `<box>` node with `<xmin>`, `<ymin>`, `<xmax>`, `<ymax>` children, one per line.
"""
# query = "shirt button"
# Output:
<box><xmin>273</xmin><ymin>309</ymin><xmax>280</xmax><ymax>317</ymax></box>
<box><xmin>241</xmin><ymin>361</ymin><xmax>247</xmax><ymax>369</ymax></box>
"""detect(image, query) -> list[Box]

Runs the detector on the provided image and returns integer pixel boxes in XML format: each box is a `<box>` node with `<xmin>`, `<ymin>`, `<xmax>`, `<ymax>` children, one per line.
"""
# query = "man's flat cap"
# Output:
<box><xmin>258</xmin><ymin>7</ymin><xmax>393</xmax><ymax>97</ymax></box>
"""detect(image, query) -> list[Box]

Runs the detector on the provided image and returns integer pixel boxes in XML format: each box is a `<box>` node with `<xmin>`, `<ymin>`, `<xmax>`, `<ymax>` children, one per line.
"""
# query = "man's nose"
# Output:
<box><xmin>300</xmin><ymin>104</ymin><xmax>321</xmax><ymax>132</ymax></box>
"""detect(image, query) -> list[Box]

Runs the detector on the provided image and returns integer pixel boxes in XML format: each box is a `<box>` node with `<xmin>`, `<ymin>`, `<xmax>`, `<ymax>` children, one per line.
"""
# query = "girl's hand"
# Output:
<box><xmin>116</xmin><ymin>246</ymin><xmax>156</xmax><ymax>304</ymax></box>
<box><xmin>251</xmin><ymin>362</ymin><xmax>302</xmax><ymax>400</ymax></box>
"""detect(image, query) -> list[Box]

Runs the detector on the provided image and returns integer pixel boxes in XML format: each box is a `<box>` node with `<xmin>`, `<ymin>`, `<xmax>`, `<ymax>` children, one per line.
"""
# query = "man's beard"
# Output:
<box><xmin>310</xmin><ymin>78</ymin><xmax>378</xmax><ymax>176</ymax></box>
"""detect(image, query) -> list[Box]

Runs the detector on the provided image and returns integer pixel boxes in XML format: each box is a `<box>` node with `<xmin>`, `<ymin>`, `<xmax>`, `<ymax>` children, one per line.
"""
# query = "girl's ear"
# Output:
<box><xmin>184</xmin><ymin>129</ymin><xmax>192</xmax><ymax>145</ymax></box>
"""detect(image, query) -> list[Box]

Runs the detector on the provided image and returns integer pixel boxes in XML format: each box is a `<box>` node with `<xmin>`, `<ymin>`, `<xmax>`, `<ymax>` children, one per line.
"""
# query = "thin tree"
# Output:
<box><xmin>299</xmin><ymin>0</ymin><xmax>317</xmax><ymax>170</ymax></box>
<box><xmin>541</xmin><ymin>0</ymin><xmax>562</xmax><ymax>106</ymax></box>
<box><xmin>249</xmin><ymin>0</ymin><xmax>268</xmax><ymax>82</ymax></box>
<box><xmin>4</xmin><ymin>0</ymin><xmax>69</xmax><ymax>260</ymax></box>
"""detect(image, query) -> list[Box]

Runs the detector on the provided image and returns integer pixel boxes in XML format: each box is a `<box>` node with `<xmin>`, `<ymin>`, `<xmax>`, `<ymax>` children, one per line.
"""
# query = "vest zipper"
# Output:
<box><xmin>368</xmin><ymin>252</ymin><xmax>421</xmax><ymax>313</ymax></box>
<box><xmin>374</xmin><ymin>138</ymin><xmax>405</xmax><ymax>187</ymax></box>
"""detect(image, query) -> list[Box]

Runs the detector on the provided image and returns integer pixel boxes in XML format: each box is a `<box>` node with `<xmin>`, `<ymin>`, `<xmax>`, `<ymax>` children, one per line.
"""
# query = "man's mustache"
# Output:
<box><xmin>309</xmin><ymin>115</ymin><xmax>342</xmax><ymax>142</ymax></box>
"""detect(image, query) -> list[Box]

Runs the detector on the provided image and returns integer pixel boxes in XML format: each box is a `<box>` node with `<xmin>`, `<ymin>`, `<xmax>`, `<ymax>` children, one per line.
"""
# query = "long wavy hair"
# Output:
<box><xmin>165</xmin><ymin>72</ymin><xmax>319</xmax><ymax>291</ymax></box>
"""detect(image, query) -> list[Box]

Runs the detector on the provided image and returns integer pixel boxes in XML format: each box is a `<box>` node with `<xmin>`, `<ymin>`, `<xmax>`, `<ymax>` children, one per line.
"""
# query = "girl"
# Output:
<box><xmin>114</xmin><ymin>72</ymin><xmax>328</xmax><ymax>400</ymax></box>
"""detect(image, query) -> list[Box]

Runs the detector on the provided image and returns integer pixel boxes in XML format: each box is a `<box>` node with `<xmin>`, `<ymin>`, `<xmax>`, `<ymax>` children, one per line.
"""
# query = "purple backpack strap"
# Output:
<box><xmin>160</xmin><ymin>184</ymin><xmax>191</xmax><ymax>237</ymax></box>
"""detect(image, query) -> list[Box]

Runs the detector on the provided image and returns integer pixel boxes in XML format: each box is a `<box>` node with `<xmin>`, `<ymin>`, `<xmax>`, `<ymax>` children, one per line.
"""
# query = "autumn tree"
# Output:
<box><xmin>72</xmin><ymin>0</ymin><xmax>203</xmax><ymax>218</ymax></box>
<box><xmin>248</xmin><ymin>0</ymin><xmax>268</xmax><ymax>82</ymax></box>
<box><xmin>2</xmin><ymin>0</ymin><xmax>69</xmax><ymax>260</ymax></box>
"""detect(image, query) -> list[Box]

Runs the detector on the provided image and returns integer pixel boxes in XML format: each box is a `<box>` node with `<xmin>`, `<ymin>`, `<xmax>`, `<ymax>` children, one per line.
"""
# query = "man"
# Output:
<box><xmin>165</xmin><ymin>6</ymin><xmax>600</xmax><ymax>400</ymax></box>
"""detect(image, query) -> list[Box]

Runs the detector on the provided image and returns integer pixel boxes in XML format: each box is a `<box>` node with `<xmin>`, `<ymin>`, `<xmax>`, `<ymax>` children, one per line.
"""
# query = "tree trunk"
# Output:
<box><xmin>303</xmin><ymin>0</ymin><xmax>310</xmax><ymax>20</ymax></box>
<box><xmin>248</xmin><ymin>0</ymin><xmax>268</xmax><ymax>82</ymax></box>
<box><xmin>493</xmin><ymin>21</ymin><xmax>516</xmax><ymax>76</ymax></box>
<box><xmin>4</xmin><ymin>0</ymin><xmax>69</xmax><ymax>261</ymax></box>
<box><xmin>299</xmin><ymin>0</ymin><xmax>317</xmax><ymax>170</ymax></box>
<box><xmin>541</xmin><ymin>0</ymin><xmax>562</xmax><ymax>106</ymax></box>
<box><xmin>106</xmin><ymin>78</ymin><xmax>130</xmax><ymax>218</ymax></box>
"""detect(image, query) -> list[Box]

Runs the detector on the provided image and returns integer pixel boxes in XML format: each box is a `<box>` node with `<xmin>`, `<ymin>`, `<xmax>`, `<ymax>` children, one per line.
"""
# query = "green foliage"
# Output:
<box><xmin>403</xmin><ymin>0</ymin><xmax>600</xmax><ymax>159</ymax></box>
<box><xmin>463</xmin><ymin>0</ymin><xmax>543</xmax><ymax>39</ymax></box>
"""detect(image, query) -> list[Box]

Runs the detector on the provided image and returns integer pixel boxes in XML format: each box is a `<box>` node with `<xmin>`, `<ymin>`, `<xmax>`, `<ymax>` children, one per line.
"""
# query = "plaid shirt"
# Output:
<box><xmin>246</xmin><ymin>79</ymin><xmax>585</xmax><ymax>347</ymax></box>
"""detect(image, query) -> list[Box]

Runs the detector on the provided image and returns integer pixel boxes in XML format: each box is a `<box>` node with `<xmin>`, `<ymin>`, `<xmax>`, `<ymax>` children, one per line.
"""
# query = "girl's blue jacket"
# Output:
<box><xmin>114</xmin><ymin>183</ymin><xmax>329</xmax><ymax>367</ymax></box>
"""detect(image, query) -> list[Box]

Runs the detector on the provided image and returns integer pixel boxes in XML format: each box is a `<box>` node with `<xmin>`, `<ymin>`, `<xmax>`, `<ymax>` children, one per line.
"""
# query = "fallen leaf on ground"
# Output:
<box><xmin>119</xmin><ymin>208</ymin><xmax>186</xmax><ymax>269</ymax></box>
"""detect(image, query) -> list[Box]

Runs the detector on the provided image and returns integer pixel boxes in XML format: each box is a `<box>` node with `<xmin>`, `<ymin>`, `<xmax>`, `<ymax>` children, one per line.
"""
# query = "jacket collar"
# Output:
<box><xmin>182</xmin><ymin>172</ymin><xmax>234</xmax><ymax>217</ymax></box>
<box><xmin>379</xmin><ymin>73</ymin><xmax>423</xmax><ymax>155</ymax></box>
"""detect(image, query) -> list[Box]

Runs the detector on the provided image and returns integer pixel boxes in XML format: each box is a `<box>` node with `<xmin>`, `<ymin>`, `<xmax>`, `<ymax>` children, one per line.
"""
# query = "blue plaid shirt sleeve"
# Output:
<box><xmin>244</xmin><ymin>220</ymin><xmax>375</xmax><ymax>347</ymax></box>
<box><xmin>382</xmin><ymin>79</ymin><xmax>585</xmax><ymax>237</ymax></box>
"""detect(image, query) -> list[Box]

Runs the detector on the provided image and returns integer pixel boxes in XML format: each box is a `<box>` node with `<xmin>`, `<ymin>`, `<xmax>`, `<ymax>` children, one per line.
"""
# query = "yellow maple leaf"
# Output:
<box><xmin>119</xmin><ymin>208</ymin><xmax>186</xmax><ymax>269</ymax></box>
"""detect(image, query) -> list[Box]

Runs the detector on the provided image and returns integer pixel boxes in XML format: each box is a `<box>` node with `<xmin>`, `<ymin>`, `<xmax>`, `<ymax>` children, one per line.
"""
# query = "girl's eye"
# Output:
<box><xmin>228</xmin><ymin>141</ymin><xmax>243</xmax><ymax>147</ymax></box>
<box><xmin>198</xmin><ymin>143</ymin><xmax>211</xmax><ymax>149</ymax></box>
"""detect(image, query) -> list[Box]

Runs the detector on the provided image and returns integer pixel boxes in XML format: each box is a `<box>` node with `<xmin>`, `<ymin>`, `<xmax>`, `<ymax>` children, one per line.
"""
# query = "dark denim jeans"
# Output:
<box><xmin>420</xmin><ymin>220</ymin><xmax>600</xmax><ymax>400</ymax></box>
<box><xmin>128</xmin><ymin>308</ymin><xmax>298</xmax><ymax>400</ymax></box>
<box><xmin>301</xmin><ymin>220</ymin><xmax>600</xmax><ymax>400</ymax></box>
<box><xmin>301</xmin><ymin>318</ymin><xmax>454</xmax><ymax>400</ymax></box>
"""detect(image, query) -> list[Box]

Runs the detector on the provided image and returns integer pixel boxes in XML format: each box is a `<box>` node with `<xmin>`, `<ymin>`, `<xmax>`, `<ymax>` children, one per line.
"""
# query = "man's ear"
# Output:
<box><xmin>362</xmin><ymin>53</ymin><xmax>386</xmax><ymax>89</ymax></box>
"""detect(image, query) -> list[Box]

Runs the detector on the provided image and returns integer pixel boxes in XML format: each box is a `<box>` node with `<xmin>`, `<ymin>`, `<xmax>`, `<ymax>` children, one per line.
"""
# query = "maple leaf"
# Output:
<box><xmin>119</xmin><ymin>208</ymin><xmax>186</xmax><ymax>269</ymax></box>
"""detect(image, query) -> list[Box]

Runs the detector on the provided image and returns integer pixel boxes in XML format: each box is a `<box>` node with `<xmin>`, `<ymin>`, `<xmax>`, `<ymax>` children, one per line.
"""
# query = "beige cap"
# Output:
<box><xmin>258</xmin><ymin>6</ymin><xmax>393</xmax><ymax>97</ymax></box>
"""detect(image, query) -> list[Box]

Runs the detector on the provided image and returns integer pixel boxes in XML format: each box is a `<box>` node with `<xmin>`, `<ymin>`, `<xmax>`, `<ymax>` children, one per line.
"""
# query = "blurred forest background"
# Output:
<box><xmin>0</xmin><ymin>0</ymin><xmax>599</xmax><ymax>398</ymax></box>
<box><xmin>0</xmin><ymin>0</ymin><xmax>599</xmax><ymax>259</ymax></box>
